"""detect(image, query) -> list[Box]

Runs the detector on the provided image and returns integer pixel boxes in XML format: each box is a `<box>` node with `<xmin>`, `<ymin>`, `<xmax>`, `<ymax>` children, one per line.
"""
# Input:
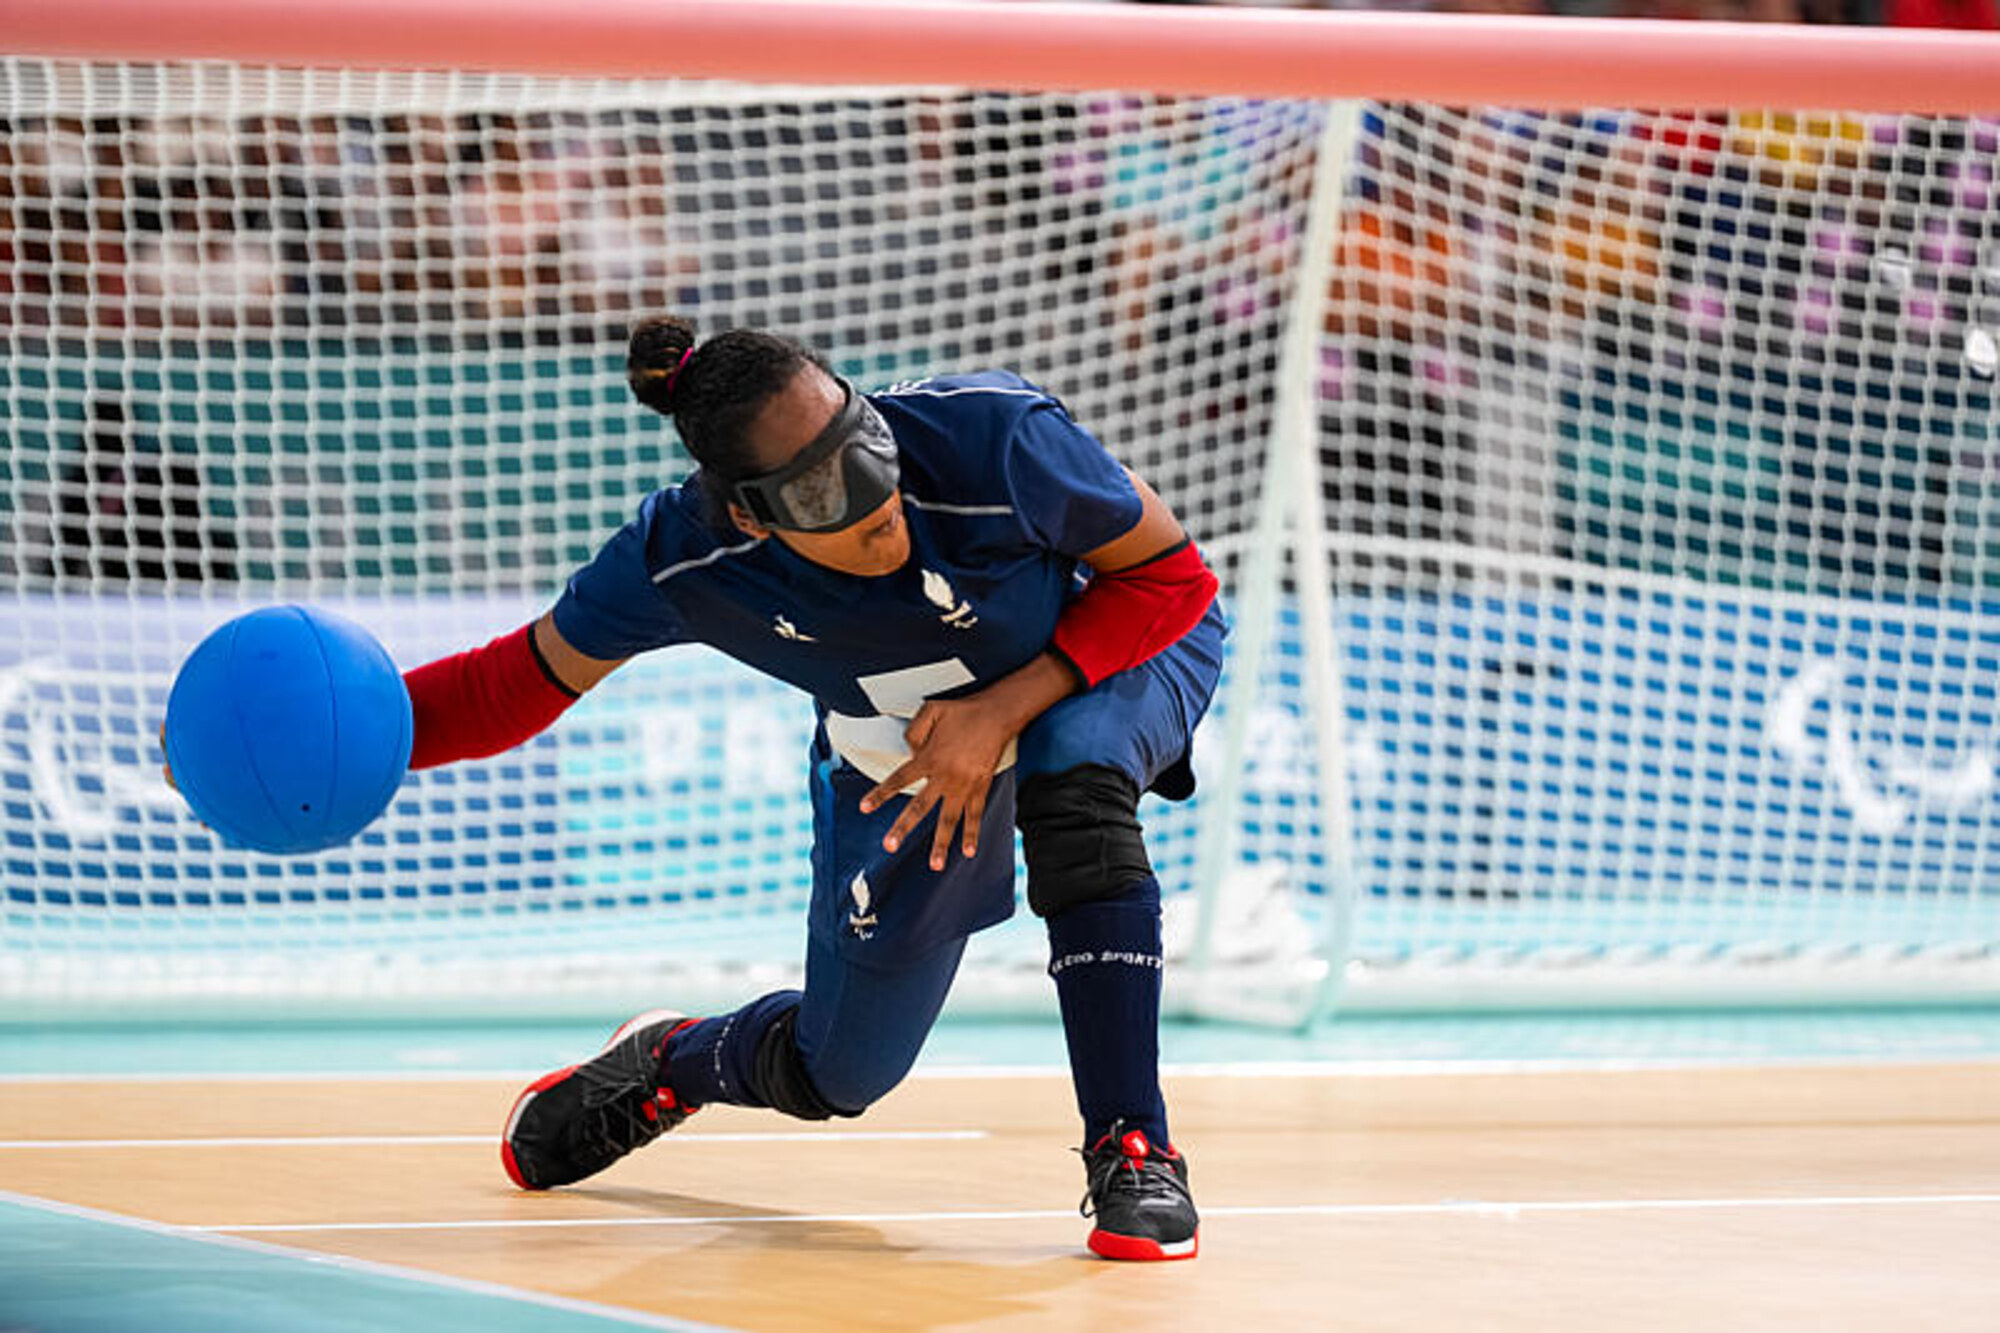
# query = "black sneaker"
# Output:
<box><xmin>502</xmin><ymin>1009</ymin><xmax>700</xmax><ymax>1190</ymax></box>
<box><xmin>1079</xmin><ymin>1121</ymin><xmax>1199</xmax><ymax>1261</ymax></box>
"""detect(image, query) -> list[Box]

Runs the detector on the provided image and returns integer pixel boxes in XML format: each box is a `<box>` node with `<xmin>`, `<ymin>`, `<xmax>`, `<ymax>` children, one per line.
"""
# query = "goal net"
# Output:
<box><xmin>4</xmin><ymin>44</ymin><xmax>1998</xmax><ymax>1020</ymax></box>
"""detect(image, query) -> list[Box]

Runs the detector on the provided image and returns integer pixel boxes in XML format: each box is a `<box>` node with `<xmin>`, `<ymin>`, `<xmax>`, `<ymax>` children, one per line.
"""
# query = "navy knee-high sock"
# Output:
<box><xmin>1045</xmin><ymin>874</ymin><xmax>1169</xmax><ymax>1150</ymax></box>
<box><xmin>662</xmin><ymin>990</ymin><xmax>800</xmax><ymax>1109</ymax></box>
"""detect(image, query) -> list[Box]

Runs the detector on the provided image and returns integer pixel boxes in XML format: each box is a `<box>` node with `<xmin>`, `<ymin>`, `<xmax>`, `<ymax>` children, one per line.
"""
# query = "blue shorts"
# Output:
<box><xmin>806</xmin><ymin>603</ymin><xmax>1227</xmax><ymax>964</ymax></box>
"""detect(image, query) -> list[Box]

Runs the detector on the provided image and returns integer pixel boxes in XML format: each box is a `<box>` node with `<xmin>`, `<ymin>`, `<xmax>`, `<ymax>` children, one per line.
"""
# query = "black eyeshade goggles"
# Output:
<box><xmin>732</xmin><ymin>378</ymin><xmax>901</xmax><ymax>533</ymax></box>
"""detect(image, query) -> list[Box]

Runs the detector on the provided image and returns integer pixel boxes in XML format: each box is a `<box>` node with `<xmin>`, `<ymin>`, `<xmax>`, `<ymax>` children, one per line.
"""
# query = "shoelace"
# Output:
<box><xmin>1077</xmin><ymin>1135</ymin><xmax>1185</xmax><ymax>1219</ymax></box>
<box><xmin>568</xmin><ymin>1034</ymin><xmax>686</xmax><ymax>1162</ymax></box>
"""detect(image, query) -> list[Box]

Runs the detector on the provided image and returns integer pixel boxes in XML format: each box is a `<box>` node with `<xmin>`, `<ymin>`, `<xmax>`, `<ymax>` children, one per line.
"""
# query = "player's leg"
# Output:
<box><xmin>1018</xmin><ymin>763</ymin><xmax>1194</xmax><ymax>1261</ymax></box>
<box><xmin>1020</xmin><ymin>765</ymin><xmax>1169</xmax><ymax>1149</ymax></box>
<box><xmin>793</xmin><ymin>933</ymin><xmax>966</xmax><ymax>1114</ymax></box>
<box><xmin>1015</xmin><ymin>603</ymin><xmax>1225</xmax><ymax>1261</ymax></box>
<box><xmin>662</xmin><ymin>929</ymin><xmax>965</xmax><ymax>1118</ymax></box>
<box><xmin>659</xmin><ymin>745</ymin><xmax>1004</xmax><ymax>1119</ymax></box>
<box><xmin>504</xmin><ymin>742</ymin><xmax>997</xmax><ymax>1190</ymax></box>
<box><xmin>1019</xmin><ymin>606</ymin><xmax>1225</xmax><ymax>1150</ymax></box>
<box><xmin>502</xmin><ymin>938</ymin><xmax>962</xmax><ymax>1189</ymax></box>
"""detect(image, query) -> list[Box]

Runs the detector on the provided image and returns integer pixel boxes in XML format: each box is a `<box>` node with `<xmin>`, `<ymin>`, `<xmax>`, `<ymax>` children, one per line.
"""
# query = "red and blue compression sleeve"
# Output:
<box><xmin>403</xmin><ymin>623</ymin><xmax>579</xmax><ymax>771</ymax></box>
<box><xmin>1048</xmin><ymin>539</ymin><xmax>1219</xmax><ymax>692</ymax></box>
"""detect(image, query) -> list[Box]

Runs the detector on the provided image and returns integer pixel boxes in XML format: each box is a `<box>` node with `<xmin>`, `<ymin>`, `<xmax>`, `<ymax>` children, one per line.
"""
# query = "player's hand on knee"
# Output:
<box><xmin>860</xmin><ymin>698</ymin><xmax>1010</xmax><ymax>870</ymax></box>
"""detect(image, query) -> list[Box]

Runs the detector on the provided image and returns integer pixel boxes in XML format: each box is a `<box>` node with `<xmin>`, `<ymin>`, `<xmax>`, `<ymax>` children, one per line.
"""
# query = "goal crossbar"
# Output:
<box><xmin>9</xmin><ymin>0</ymin><xmax>2000</xmax><ymax>114</ymax></box>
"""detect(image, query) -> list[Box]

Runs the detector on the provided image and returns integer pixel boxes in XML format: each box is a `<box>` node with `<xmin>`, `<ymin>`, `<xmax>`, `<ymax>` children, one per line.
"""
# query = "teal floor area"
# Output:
<box><xmin>0</xmin><ymin>1194</ymin><xmax>713</xmax><ymax>1333</ymax></box>
<box><xmin>8</xmin><ymin>1008</ymin><xmax>2000</xmax><ymax>1078</ymax></box>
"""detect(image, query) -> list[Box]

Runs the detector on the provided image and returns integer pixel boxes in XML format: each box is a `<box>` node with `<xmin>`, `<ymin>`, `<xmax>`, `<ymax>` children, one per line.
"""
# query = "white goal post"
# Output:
<box><xmin>7</xmin><ymin>3</ymin><xmax>2000</xmax><ymax>1023</ymax></box>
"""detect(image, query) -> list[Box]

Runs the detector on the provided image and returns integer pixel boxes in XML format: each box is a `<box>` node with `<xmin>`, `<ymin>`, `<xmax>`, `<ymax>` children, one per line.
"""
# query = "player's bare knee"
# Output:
<box><xmin>1016</xmin><ymin>765</ymin><xmax>1154</xmax><ymax>919</ymax></box>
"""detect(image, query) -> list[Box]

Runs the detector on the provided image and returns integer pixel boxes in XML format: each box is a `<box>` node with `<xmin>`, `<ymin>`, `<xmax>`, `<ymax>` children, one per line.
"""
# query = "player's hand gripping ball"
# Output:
<box><xmin>163</xmin><ymin>606</ymin><xmax>412</xmax><ymax>854</ymax></box>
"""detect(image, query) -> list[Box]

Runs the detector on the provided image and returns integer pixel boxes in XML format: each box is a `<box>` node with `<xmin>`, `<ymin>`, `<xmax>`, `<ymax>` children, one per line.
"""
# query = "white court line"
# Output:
<box><xmin>0</xmin><ymin>1190</ymin><xmax>729</xmax><ymax>1332</ymax></box>
<box><xmin>0</xmin><ymin>1129</ymin><xmax>987</xmax><ymax>1150</ymax></box>
<box><xmin>9</xmin><ymin>1054</ymin><xmax>2000</xmax><ymax>1084</ymax></box>
<box><xmin>197</xmin><ymin>1193</ymin><xmax>2000</xmax><ymax>1235</ymax></box>
<box><xmin>919</xmin><ymin>1055</ymin><xmax>2000</xmax><ymax>1079</ymax></box>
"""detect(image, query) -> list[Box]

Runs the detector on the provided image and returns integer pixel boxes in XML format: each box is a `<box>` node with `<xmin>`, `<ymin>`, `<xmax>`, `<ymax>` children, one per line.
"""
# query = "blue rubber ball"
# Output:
<box><xmin>164</xmin><ymin>605</ymin><xmax>412</xmax><ymax>855</ymax></box>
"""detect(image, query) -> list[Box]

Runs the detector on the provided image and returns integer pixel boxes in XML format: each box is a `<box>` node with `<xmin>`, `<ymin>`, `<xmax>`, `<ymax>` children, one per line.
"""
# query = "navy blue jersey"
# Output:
<box><xmin>550</xmin><ymin>370</ymin><xmax>1219</xmax><ymax>962</ymax></box>
<box><xmin>552</xmin><ymin>371</ymin><xmax>1143</xmax><ymax>716</ymax></box>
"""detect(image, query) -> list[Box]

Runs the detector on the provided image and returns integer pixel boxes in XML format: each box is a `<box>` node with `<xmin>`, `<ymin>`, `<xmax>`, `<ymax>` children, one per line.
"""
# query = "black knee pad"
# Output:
<box><xmin>1016</xmin><ymin>765</ymin><xmax>1154</xmax><ymax>919</ymax></box>
<box><xmin>753</xmin><ymin>1007</ymin><xmax>860</xmax><ymax>1121</ymax></box>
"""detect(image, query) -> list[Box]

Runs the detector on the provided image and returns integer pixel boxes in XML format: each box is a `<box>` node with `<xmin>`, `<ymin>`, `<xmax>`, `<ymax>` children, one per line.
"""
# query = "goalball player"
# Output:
<box><xmin>399</xmin><ymin>316</ymin><xmax>1224</xmax><ymax>1261</ymax></box>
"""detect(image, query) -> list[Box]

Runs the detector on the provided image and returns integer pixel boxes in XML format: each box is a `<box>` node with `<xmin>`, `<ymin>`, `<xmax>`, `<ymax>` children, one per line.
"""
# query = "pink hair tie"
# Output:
<box><xmin>664</xmin><ymin>345</ymin><xmax>696</xmax><ymax>395</ymax></box>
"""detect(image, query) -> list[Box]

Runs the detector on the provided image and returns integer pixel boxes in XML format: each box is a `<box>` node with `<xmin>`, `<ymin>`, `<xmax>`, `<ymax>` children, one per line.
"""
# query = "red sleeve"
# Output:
<box><xmin>404</xmin><ymin>623</ymin><xmax>580</xmax><ymax>771</ymax></box>
<box><xmin>1049</xmin><ymin>539</ymin><xmax>1219</xmax><ymax>692</ymax></box>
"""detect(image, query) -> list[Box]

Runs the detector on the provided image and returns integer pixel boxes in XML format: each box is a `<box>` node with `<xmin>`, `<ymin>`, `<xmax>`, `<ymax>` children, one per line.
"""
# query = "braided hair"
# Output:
<box><xmin>627</xmin><ymin>316</ymin><xmax>833</xmax><ymax>527</ymax></box>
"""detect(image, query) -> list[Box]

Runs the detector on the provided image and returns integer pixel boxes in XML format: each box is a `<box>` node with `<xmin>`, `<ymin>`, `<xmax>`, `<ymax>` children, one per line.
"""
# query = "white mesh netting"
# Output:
<box><xmin>1315</xmin><ymin>104</ymin><xmax>2000</xmax><ymax>1004</ymax></box>
<box><xmin>4</xmin><ymin>59</ymin><xmax>1998</xmax><ymax>1017</ymax></box>
<box><xmin>1</xmin><ymin>62</ymin><xmax>1321</xmax><ymax>1018</ymax></box>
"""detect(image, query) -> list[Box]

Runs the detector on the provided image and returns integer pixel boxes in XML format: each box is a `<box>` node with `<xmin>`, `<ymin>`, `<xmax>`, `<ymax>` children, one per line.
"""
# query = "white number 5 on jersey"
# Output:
<box><xmin>825</xmin><ymin>658</ymin><xmax>1017</xmax><ymax>795</ymax></box>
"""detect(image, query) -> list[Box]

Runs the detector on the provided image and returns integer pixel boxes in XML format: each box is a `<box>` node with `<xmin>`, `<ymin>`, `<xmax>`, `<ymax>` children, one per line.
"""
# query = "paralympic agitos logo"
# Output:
<box><xmin>1768</xmin><ymin>661</ymin><xmax>1999</xmax><ymax>835</ymax></box>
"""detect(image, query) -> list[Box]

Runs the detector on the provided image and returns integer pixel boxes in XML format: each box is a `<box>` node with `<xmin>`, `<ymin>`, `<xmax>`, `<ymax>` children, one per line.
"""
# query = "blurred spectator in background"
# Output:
<box><xmin>6</xmin><ymin>0</ymin><xmax>1997</xmax><ymax>597</ymax></box>
<box><xmin>125</xmin><ymin>116</ymin><xmax>282</xmax><ymax>332</ymax></box>
<box><xmin>46</xmin><ymin>400</ymin><xmax>237</xmax><ymax>585</ymax></box>
<box><xmin>450</xmin><ymin>114</ymin><xmax>568</xmax><ymax>324</ymax></box>
<box><xmin>1883</xmin><ymin>0</ymin><xmax>1998</xmax><ymax>26</ymax></box>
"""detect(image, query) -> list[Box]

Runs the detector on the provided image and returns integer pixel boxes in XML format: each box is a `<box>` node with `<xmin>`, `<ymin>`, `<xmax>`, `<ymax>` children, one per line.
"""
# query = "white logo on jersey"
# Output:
<box><xmin>773</xmin><ymin>614</ymin><xmax>816</xmax><ymax>642</ymax></box>
<box><xmin>920</xmin><ymin>569</ymin><xmax>978</xmax><ymax>630</ymax></box>
<box><xmin>847</xmin><ymin>870</ymin><xmax>878</xmax><ymax>939</ymax></box>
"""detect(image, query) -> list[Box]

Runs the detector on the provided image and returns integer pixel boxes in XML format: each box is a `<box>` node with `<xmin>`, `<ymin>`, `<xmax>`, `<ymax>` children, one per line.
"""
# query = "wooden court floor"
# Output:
<box><xmin>4</xmin><ymin>1060</ymin><xmax>1999</xmax><ymax>1331</ymax></box>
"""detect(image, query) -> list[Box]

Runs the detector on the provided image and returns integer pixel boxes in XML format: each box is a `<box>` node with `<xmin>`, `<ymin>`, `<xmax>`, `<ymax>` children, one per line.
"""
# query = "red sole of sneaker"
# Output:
<box><xmin>1088</xmin><ymin>1228</ymin><xmax>1200</xmax><ymax>1262</ymax></box>
<box><xmin>500</xmin><ymin>1009</ymin><xmax>691</xmax><ymax>1191</ymax></box>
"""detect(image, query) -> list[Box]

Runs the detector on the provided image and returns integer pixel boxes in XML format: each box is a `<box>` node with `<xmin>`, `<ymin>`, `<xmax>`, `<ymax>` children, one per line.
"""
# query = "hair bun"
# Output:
<box><xmin>627</xmin><ymin>315</ymin><xmax>699</xmax><ymax>416</ymax></box>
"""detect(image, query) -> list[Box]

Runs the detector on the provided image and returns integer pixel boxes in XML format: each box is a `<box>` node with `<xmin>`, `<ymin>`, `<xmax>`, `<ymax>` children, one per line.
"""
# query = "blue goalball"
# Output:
<box><xmin>164</xmin><ymin>605</ymin><xmax>412</xmax><ymax>856</ymax></box>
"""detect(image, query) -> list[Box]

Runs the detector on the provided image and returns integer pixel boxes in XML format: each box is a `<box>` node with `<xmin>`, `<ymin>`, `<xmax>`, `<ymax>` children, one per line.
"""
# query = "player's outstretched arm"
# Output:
<box><xmin>527</xmin><ymin>613</ymin><xmax>626</xmax><ymax>694</ymax></box>
<box><xmin>160</xmin><ymin>615</ymin><xmax>626</xmax><ymax>794</ymax></box>
<box><xmin>403</xmin><ymin>614</ymin><xmax>625</xmax><ymax>770</ymax></box>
